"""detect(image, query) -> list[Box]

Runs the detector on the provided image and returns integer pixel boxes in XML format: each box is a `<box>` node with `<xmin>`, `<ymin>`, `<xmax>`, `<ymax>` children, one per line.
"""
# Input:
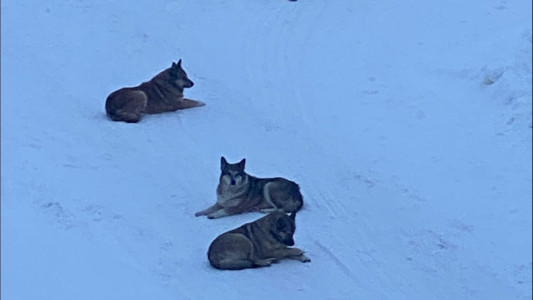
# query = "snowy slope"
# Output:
<box><xmin>2</xmin><ymin>0</ymin><xmax>531</xmax><ymax>299</ymax></box>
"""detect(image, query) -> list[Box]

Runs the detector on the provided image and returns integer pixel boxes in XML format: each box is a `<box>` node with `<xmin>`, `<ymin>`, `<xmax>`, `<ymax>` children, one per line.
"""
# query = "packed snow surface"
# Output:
<box><xmin>2</xmin><ymin>0</ymin><xmax>531</xmax><ymax>299</ymax></box>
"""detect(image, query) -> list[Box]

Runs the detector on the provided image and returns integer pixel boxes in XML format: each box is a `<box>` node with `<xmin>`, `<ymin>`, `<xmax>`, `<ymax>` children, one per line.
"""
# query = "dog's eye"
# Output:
<box><xmin>277</xmin><ymin>220</ymin><xmax>286</xmax><ymax>230</ymax></box>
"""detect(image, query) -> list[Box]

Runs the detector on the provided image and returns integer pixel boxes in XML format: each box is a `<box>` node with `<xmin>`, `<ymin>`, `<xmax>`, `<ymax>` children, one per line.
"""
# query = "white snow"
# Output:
<box><xmin>2</xmin><ymin>0</ymin><xmax>531</xmax><ymax>299</ymax></box>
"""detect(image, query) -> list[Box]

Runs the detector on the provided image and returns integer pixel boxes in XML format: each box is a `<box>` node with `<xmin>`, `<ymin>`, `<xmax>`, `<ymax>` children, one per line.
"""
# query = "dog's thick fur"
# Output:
<box><xmin>195</xmin><ymin>157</ymin><xmax>304</xmax><ymax>219</ymax></box>
<box><xmin>207</xmin><ymin>211</ymin><xmax>310</xmax><ymax>270</ymax></box>
<box><xmin>105</xmin><ymin>59</ymin><xmax>204</xmax><ymax>123</ymax></box>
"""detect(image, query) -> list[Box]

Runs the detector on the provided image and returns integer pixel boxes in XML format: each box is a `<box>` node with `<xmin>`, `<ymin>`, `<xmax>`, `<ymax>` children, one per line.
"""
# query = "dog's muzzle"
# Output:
<box><xmin>284</xmin><ymin>237</ymin><xmax>295</xmax><ymax>246</ymax></box>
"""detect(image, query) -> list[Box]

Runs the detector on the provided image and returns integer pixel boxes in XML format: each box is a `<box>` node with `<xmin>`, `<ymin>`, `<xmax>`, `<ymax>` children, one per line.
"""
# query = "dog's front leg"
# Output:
<box><xmin>176</xmin><ymin>98</ymin><xmax>206</xmax><ymax>110</ymax></box>
<box><xmin>258</xmin><ymin>208</ymin><xmax>280</xmax><ymax>214</ymax></box>
<box><xmin>277</xmin><ymin>248</ymin><xmax>311</xmax><ymax>263</ymax></box>
<box><xmin>195</xmin><ymin>204</ymin><xmax>222</xmax><ymax>217</ymax></box>
<box><xmin>207</xmin><ymin>208</ymin><xmax>231</xmax><ymax>219</ymax></box>
<box><xmin>294</xmin><ymin>253</ymin><xmax>311</xmax><ymax>262</ymax></box>
<box><xmin>252</xmin><ymin>258</ymin><xmax>278</xmax><ymax>267</ymax></box>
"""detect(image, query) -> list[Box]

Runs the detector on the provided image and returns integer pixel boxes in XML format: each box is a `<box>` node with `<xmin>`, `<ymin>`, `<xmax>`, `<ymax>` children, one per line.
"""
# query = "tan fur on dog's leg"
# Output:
<box><xmin>180</xmin><ymin>98</ymin><xmax>206</xmax><ymax>109</ymax></box>
<box><xmin>195</xmin><ymin>204</ymin><xmax>222</xmax><ymax>217</ymax></box>
<box><xmin>207</xmin><ymin>209</ymin><xmax>230</xmax><ymax>219</ymax></box>
<box><xmin>259</xmin><ymin>208</ymin><xmax>280</xmax><ymax>214</ymax></box>
<box><xmin>253</xmin><ymin>258</ymin><xmax>277</xmax><ymax>267</ymax></box>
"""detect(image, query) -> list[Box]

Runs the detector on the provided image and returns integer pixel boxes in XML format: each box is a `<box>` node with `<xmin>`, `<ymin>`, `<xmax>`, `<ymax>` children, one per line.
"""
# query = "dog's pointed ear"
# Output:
<box><xmin>238</xmin><ymin>158</ymin><xmax>246</xmax><ymax>169</ymax></box>
<box><xmin>171</xmin><ymin>62</ymin><xmax>177</xmax><ymax>69</ymax></box>
<box><xmin>177</xmin><ymin>59</ymin><xmax>182</xmax><ymax>68</ymax></box>
<box><xmin>290</xmin><ymin>212</ymin><xmax>296</xmax><ymax>221</ymax></box>
<box><xmin>221</xmin><ymin>156</ymin><xmax>228</xmax><ymax>169</ymax></box>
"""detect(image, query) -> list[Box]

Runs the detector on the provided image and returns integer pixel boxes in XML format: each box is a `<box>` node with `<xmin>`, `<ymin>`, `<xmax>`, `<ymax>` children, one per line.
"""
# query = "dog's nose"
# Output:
<box><xmin>286</xmin><ymin>238</ymin><xmax>295</xmax><ymax>246</ymax></box>
<box><xmin>230</xmin><ymin>179</ymin><xmax>236</xmax><ymax>185</ymax></box>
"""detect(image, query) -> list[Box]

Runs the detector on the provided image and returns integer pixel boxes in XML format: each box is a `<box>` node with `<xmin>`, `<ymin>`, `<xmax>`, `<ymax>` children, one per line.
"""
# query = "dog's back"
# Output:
<box><xmin>208</xmin><ymin>233</ymin><xmax>255</xmax><ymax>270</ymax></box>
<box><xmin>106</xmin><ymin>89</ymin><xmax>148</xmax><ymax>123</ymax></box>
<box><xmin>255</xmin><ymin>176</ymin><xmax>304</xmax><ymax>213</ymax></box>
<box><xmin>232</xmin><ymin>175</ymin><xmax>303</xmax><ymax>214</ymax></box>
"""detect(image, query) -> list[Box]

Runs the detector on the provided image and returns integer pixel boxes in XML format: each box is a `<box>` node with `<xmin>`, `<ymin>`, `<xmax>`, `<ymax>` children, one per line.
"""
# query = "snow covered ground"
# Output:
<box><xmin>2</xmin><ymin>0</ymin><xmax>531</xmax><ymax>299</ymax></box>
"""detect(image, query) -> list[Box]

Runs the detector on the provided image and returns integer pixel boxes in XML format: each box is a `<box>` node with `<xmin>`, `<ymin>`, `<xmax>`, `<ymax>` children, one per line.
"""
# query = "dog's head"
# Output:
<box><xmin>169</xmin><ymin>59</ymin><xmax>194</xmax><ymax>89</ymax></box>
<box><xmin>219</xmin><ymin>156</ymin><xmax>247</xmax><ymax>187</ymax></box>
<box><xmin>268</xmin><ymin>212</ymin><xmax>297</xmax><ymax>246</ymax></box>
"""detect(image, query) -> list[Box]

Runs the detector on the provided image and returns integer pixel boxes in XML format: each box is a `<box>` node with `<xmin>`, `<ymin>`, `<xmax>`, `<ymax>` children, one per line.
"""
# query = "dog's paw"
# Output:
<box><xmin>183</xmin><ymin>98</ymin><xmax>206</xmax><ymax>107</ymax></box>
<box><xmin>299</xmin><ymin>254</ymin><xmax>311</xmax><ymax>263</ymax></box>
<box><xmin>255</xmin><ymin>258</ymin><xmax>277</xmax><ymax>267</ymax></box>
<box><xmin>194</xmin><ymin>212</ymin><xmax>203</xmax><ymax>217</ymax></box>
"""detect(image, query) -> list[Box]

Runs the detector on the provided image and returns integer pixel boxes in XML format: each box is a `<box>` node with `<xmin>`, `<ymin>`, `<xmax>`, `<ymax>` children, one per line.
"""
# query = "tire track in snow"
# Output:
<box><xmin>241</xmin><ymin>2</ymin><xmax>322</xmax><ymax>131</ymax></box>
<box><xmin>314</xmin><ymin>240</ymin><xmax>362</xmax><ymax>286</ymax></box>
<box><xmin>240</xmin><ymin>1</ymin><xmax>348</xmax><ymax>218</ymax></box>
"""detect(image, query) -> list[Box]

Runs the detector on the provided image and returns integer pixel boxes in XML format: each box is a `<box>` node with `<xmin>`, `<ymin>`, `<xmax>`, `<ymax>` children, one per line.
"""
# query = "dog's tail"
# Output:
<box><xmin>106</xmin><ymin>110</ymin><xmax>142</xmax><ymax>123</ymax></box>
<box><xmin>208</xmin><ymin>256</ymin><xmax>256</xmax><ymax>271</ymax></box>
<box><xmin>287</xmin><ymin>184</ymin><xmax>304</xmax><ymax>213</ymax></box>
